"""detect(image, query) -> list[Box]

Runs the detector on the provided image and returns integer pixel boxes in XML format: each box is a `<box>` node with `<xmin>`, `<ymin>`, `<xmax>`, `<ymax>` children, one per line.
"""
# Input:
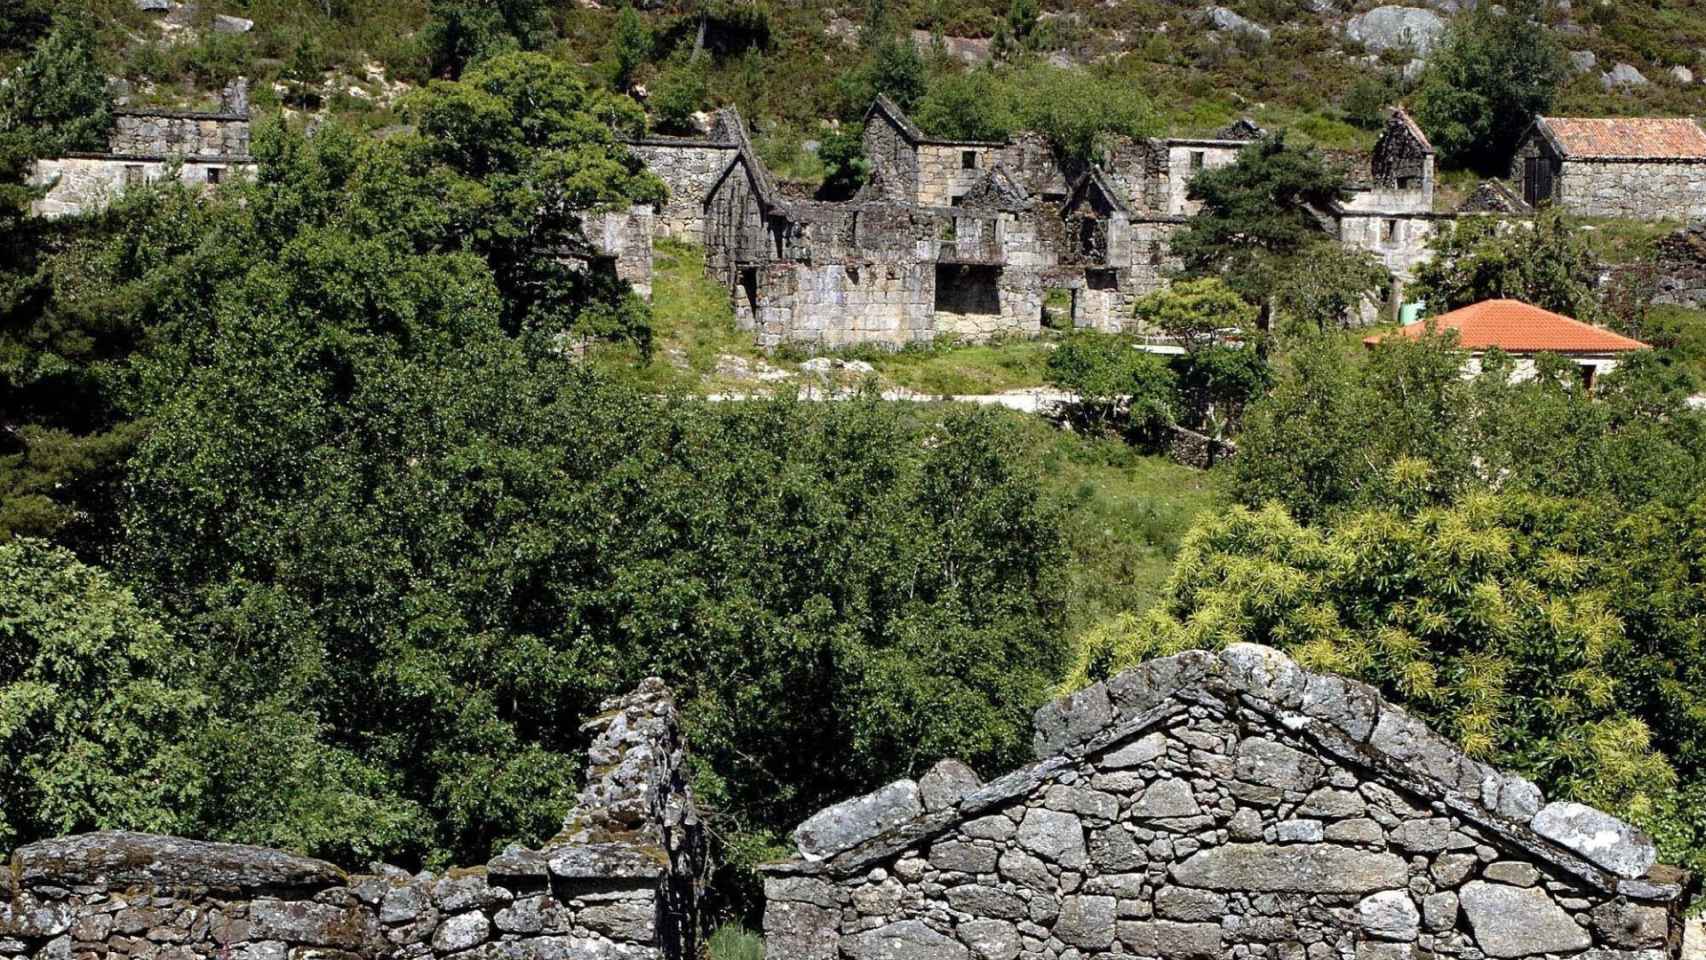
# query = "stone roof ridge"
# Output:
<box><xmin>704</xmin><ymin>106</ymin><xmax>789</xmax><ymax>216</ymax></box>
<box><xmin>959</xmin><ymin>162</ymin><xmax>1031</xmax><ymax>210</ymax></box>
<box><xmin>765</xmin><ymin>645</ymin><xmax>1680</xmax><ymax>903</ymax></box>
<box><xmin>865</xmin><ymin>95</ymin><xmax>928</xmax><ymax>145</ymax></box>
<box><xmin>1389</xmin><ymin>106</ymin><xmax>1434</xmax><ymax>154</ymax></box>
<box><xmin>1062</xmin><ymin>166</ymin><xmax>1134</xmax><ymax>219</ymax></box>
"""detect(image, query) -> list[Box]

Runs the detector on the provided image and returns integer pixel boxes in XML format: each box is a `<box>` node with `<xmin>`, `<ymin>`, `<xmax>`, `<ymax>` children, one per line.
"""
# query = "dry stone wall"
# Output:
<box><xmin>626</xmin><ymin>139</ymin><xmax>737</xmax><ymax>239</ymax></box>
<box><xmin>1554</xmin><ymin>161</ymin><xmax>1706</xmax><ymax>221</ymax></box>
<box><xmin>763</xmin><ymin>645</ymin><xmax>1693</xmax><ymax>960</ymax></box>
<box><xmin>0</xmin><ymin>680</ymin><xmax>703</xmax><ymax>960</ymax></box>
<box><xmin>109</xmin><ymin>111</ymin><xmax>251</xmax><ymax>158</ymax></box>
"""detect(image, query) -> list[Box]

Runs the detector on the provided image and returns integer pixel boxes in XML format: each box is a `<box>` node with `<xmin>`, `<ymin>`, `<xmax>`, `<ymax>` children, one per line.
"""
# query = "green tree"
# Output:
<box><xmin>422</xmin><ymin>0</ymin><xmax>555</xmax><ymax>78</ymax></box>
<box><xmin>1065</xmin><ymin>491</ymin><xmax>1706</xmax><ymax>873</ymax></box>
<box><xmin>609</xmin><ymin>4</ymin><xmax>652</xmax><ymax>92</ymax></box>
<box><xmin>1045</xmin><ymin>330</ymin><xmax>1177</xmax><ymax>432</ymax></box>
<box><xmin>1171</xmin><ymin>133</ymin><xmax>1351</xmax><ymax>313</ymax></box>
<box><xmin>0</xmin><ymin>15</ymin><xmax>113</xmax><ymax>207</ymax></box>
<box><xmin>0</xmin><ymin>539</ymin><xmax>205</xmax><ymax>851</ymax></box>
<box><xmin>1412</xmin><ymin>0</ymin><xmax>1565</xmax><ymax>171</ymax></box>
<box><xmin>1005</xmin><ymin>0</ymin><xmax>1040</xmax><ymax>50</ymax></box>
<box><xmin>1271</xmin><ymin>242</ymin><xmax>1392</xmax><ymax>337</ymax></box>
<box><xmin>818</xmin><ymin>122</ymin><xmax>871</xmax><ymax>197</ymax></box>
<box><xmin>1408</xmin><ymin>208</ymin><xmax>1598</xmax><ymax>318</ymax></box>
<box><xmin>1009</xmin><ymin>64</ymin><xmax>1158</xmax><ymax>166</ymax></box>
<box><xmin>651</xmin><ymin>58</ymin><xmax>708</xmax><ymax>133</ymax></box>
<box><xmin>1132</xmin><ymin>276</ymin><xmax>1258</xmax><ymax>353</ymax></box>
<box><xmin>913</xmin><ymin>70</ymin><xmax>1014</xmax><ymax>143</ymax></box>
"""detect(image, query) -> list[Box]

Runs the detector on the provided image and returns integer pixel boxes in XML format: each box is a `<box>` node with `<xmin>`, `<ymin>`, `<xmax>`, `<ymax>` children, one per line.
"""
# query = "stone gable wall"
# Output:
<box><xmin>763</xmin><ymin>646</ymin><xmax>1692</xmax><ymax>960</ymax></box>
<box><xmin>625</xmin><ymin>142</ymin><xmax>736</xmax><ymax>239</ymax></box>
<box><xmin>0</xmin><ymin>680</ymin><xmax>704</xmax><ymax>960</ymax></box>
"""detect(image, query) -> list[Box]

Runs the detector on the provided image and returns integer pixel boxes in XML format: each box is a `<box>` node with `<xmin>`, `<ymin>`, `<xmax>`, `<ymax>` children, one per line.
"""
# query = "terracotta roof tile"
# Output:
<box><xmin>1363</xmin><ymin>299</ymin><xmax>1650</xmax><ymax>355</ymax></box>
<box><xmin>1538</xmin><ymin>117</ymin><xmax>1706</xmax><ymax>160</ymax></box>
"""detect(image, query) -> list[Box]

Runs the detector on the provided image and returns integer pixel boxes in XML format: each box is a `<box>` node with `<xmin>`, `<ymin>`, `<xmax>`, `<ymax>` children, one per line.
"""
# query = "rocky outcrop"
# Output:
<box><xmin>0</xmin><ymin>680</ymin><xmax>704</xmax><ymax>960</ymax></box>
<box><xmin>1345</xmin><ymin>6</ymin><xmax>1447</xmax><ymax>57</ymax></box>
<box><xmin>763</xmin><ymin>645</ymin><xmax>1694</xmax><ymax>960</ymax></box>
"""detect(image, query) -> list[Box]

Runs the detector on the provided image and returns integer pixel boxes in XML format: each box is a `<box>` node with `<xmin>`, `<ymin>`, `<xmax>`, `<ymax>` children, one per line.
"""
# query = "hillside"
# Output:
<box><xmin>10</xmin><ymin>0</ymin><xmax>1706</xmax><ymax>170</ymax></box>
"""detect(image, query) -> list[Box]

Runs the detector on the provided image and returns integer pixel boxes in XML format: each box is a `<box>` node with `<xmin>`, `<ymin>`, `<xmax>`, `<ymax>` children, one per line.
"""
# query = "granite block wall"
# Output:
<box><xmin>626</xmin><ymin>140</ymin><xmax>737</xmax><ymax>238</ymax></box>
<box><xmin>1554</xmin><ymin>161</ymin><xmax>1706</xmax><ymax>221</ymax></box>
<box><xmin>763</xmin><ymin>645</ymin><xmax>1693</xmax><ymax>960</ymax></box>
<box><xmin>0</xmin><ymin>680</ymin><xmax>704</xmax><ymax>960</ymax></box>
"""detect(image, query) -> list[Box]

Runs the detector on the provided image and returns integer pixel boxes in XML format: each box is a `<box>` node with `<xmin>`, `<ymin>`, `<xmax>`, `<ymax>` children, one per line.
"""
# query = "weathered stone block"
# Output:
<box><xmin>842</xmin><ymin>920</ymin><xmax>968</xmax><ymax>960</ymax></box>
<box><xmin>1169</xmin><ymin>843</ymin><xmax>1407</xmax><ymax>893</ymax></box>
<box><xmin>793</xmin><ymin>780</ymin><xmax>922</xmax><ymax>861</ymax></box>
<box><xmin>1053</xmin><ymin>896</ymin><xmax>1115</xmax><ymax>950</ymax></box>
<box><xmin>1531</xmin><ymin>802</ymin><xmax>1657</xmax><ymax>880</ymax></box>
<box><xmin>1458</xmin><ymin>881</ymin><xmax>1591</xmax><ymax>958</ymax></box>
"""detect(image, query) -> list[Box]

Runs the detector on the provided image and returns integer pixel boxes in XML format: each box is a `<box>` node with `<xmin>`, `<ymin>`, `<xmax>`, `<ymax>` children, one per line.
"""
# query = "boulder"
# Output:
<box><xmin>1015</xmin><ymin>808</ymin><xmax>1088</xmax><ymax>867</ymax></box>
<box><xmin>212</xmin><ymin>13</ymin><xmax>253</xmax><ymax>32</ymax></box>
<box><xmin>794</xmin><ymin>780</ymin><xmax>922</xmax><ymax>860</ymax></box>
<box><xmin>1358</xmin><ymin>891</ymin><xmax>1421</xmax><ymax>941</ymax></box>
<box><xmin>1345</xmin><ymin>7</ymin><xmax>1447</xmax><ymax>57</ymax></box>
<box><xmin>1602</xmin><ymin>63</ymin><xmax>1650</xmax><ymax>89</ymax></box>
<box><xmin>1530</xmin><ymin>801</ymin><xmax>1656</xmax><ymax>879</ymax></box>
<box><xmin>10</xmin><ymin>832</ymin><xmax>345</xmax><ymax>893</ymax></box>
<box><xmin>1033</xmin><ymin>682</ymin><xmax>1113</xmax><ymax>757</ymax></box>
<box><xmin>1207</xmin><ymin>7</ymin><xmax>1271</xmax><ymax>41</ymax></box>
<box><xmin>1458</xmin><ymin>881</ymin><xmax>1591</xmax><ymax>958</ymax></box>
<box><xmin>1054</xmin><ymin>895</ymin><xmax>1116</xmax><ymax>949</ymax></box>
<box><xmin>1672</xmin><ymin>65</ymin><xmax>1696</xmax><ymax>85</ymax></box>
<box><xmin>1568</xmin><ymin>50</ymin><xmax>1599</xmax><ymax>73</ymax></box>
<box><xmin>956</xmin><ymin>918</ymin><xmax>1019</xmax><ymax>960</ymax></box>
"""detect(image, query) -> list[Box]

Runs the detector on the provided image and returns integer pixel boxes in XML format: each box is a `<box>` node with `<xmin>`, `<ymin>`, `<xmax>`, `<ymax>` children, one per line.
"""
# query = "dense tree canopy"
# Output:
<box><xmin>1409</xmin><ymin>209</ymin><xmax>1599</xmax><ymax>318</ymax></box>
<box><xmin>1412</xmin><ymin>0</ymin><xmax>1565</xmax><ymax>172</ymax></box>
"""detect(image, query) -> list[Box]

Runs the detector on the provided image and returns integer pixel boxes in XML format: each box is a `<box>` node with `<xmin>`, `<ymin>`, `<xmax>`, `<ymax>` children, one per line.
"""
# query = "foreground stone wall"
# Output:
<box><xmin>763</xmin><ymin>645</ymin><xmax>1693</xmax><ymax>960</ymax></box>
<box><xmin>0</xmin><ymin>680</ymin><xmax>703</xmax><ymax>960</ymax></box>
<box><xmin>1651</xmin><ymin>224</ymin><xmax>1706</xmax><ymax>309</ymax></box>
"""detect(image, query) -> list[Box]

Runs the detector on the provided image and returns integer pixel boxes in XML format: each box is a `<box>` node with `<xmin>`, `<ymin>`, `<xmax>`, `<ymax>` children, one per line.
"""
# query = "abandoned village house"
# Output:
<box><xmin>630</xmin><ymin>102</ymin><xmax>1463</xmax><ymax>348</ymax></box>
<box><xmin>29</xmin><ymin>79</ymin><xmax>255</xmax><ymax>219</ymax></box>
<box><xmin>1511</xmin><ymin>117</ymin><xmax>1706</xmax><ymax>221</ymax></box>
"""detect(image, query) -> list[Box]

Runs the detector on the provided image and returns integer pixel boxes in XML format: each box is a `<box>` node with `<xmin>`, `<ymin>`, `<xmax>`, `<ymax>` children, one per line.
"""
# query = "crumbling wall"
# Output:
<box><xmin>763</xmin><ymin>645</ymin><xmax>1693</xmax><ymax>960</ymax></box>
<box><xmin>1652</xmin><ymin>223</ymin><xmax>1706</xmax><ymax>308</ymax></box>
<box><xmin>30</xmin><ymin>157</ymin><xmax>243</xmax><ymax>218</ymax></box>
<box><xmin>109</xmin><ymin>110</ymin><xmax>251</xmax><ymax>158</ymax></box>
<box><xmin>864</xmin><ymin>116</ymin><xmax>919</xmax><ymax>203</ymax></box>
<box><xmin>627</xmin><ymin>140</ymin><xmax>737</xmax><ymax>238</ymax></box>
<box><xmin>917</xmin><ymin>144</ymin><xmax>1001</xmax><ymax>207</ymax></box>
<box><xmin>0</xmin><ymin>679</ymin><xmax>704</xmax><ymax>960</ymax></box>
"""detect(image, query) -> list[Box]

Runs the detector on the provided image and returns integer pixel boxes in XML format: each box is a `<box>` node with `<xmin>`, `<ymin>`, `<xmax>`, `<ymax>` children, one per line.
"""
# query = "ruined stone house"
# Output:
<box><xmin>30</xmin><ymin>80</ymin><xmax>256</xmax><ymax>219</ymax></box>
<box><xmin>633</xmin><ymin>101</ymin><xmax>1452</xmax><ymax>347</ymax></box>
<box><xmin>1511</xmin><ymin>117</ymin><xmax>1706</xmax><ymax>221</ymax></box>
<box><xmin>764</xmin><ymin>644</ymin><xmax>1694</xmax><ymax>960</ymax></box>
<box><xmin>0</xmin><ymin>678</ymin><xmax>705</xmax><ymax>960</ymax></box>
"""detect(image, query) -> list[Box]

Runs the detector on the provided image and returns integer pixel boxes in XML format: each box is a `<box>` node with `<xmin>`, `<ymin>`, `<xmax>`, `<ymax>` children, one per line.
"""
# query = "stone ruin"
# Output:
<box><xmin>30</xmin><ymin>80</ymin><xmax>256</xmax><ymax>219</ymax></box>
<box><xmin>630</xmin><ymin>101</ymin><xmax>1510</xmax><ymax>347</ymax></box>
<box><xmin>762</xmin><ymin>645</ymin><xmax>1695</xmax><ymax>960</ymax></box>
<box><xmin>0</xmin><ymin>678</ymin><xmax>704</xmax><ymax>960</ymax></box>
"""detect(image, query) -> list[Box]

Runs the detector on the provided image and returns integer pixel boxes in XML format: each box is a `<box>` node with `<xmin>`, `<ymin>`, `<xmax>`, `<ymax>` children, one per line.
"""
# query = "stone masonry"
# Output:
<box><xmin>31</xmin><ymin>80</ymin><xmax>256</xmax><ymax>219</ymax></box>
<box><xmin>660</xmin><ymin>102</ymin><xmax>1457</xmax><ymax>347</ymax></box>
<box><xmin>762</xmin><ymin>645</ymin><xmax>1694</xmax><ymax>960</ymax></box>
<box><xmin>0</xmin><ymin>679</ymin><xmax>705</xmax><ymax>960</ymax></box>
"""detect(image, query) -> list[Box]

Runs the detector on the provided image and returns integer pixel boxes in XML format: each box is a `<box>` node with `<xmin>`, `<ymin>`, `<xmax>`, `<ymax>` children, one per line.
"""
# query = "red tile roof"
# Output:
<box><xmin>1538</xmin><ymin>117</ymin><xmax>1706</xmax><ymax>160</ymax></box>
<box><xmin>1363</xmin><ymin>299</ymin><xmax>1650</xmax><ymax>355</ymax></box>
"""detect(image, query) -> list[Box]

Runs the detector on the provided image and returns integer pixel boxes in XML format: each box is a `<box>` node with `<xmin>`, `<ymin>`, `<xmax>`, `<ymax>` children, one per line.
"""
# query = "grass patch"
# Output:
<box><xmin>707</xmin><ymin>924</ymin><xmax>765</xmax><ymax>960</ymax></box>
<box><xmin>1012</xmin><ymin>416</ymin><xmax>1223</xmax><ymax>634</ymax></box>
<box><xmin>585</xmin><ymin>238</ymin><xmax>778</xmax><ymax>392</ymax></box>
<box><xmin>1578</xmin><ymin>217</ymin><xmax>1682</xmax><ymax>266</ymax></box>
<box><xmin>861</xmin><ymin>336</ymin><xmax>1057</xmax><ymax>395</ymax></box>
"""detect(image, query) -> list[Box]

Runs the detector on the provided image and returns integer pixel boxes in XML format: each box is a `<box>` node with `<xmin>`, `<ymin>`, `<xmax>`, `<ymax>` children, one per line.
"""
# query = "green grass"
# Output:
<box><xmin>586</xmin><ymin>238</ymin><xmax>779</xmax><ymax>392</ymax></box>
<box><xmin>1577</xmin><ymin>217</ymin><xmax>1683</xmax><ymax>266</ymax></box>
<box><xmin>1013</xmin><ymin>415</ymin><xmax>1223</xmax><ymax>634</ymax></box>
<box><xmin>707</xmin><ymin>924</ymin><xmax>765</xmax><ymax>960</ymax></box>
<box><xmin>861</xmin><ymin>336</ymin><xmax>1057</xmax><ymax>395</ymax></box>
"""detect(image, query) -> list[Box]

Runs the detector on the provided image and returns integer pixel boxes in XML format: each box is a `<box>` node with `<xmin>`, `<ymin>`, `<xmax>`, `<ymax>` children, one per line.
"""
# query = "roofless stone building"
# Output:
<box><xmin>763</xmin><ymin>645</ymin><xmax>1693</xmax><ymax>960</ymax></box>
